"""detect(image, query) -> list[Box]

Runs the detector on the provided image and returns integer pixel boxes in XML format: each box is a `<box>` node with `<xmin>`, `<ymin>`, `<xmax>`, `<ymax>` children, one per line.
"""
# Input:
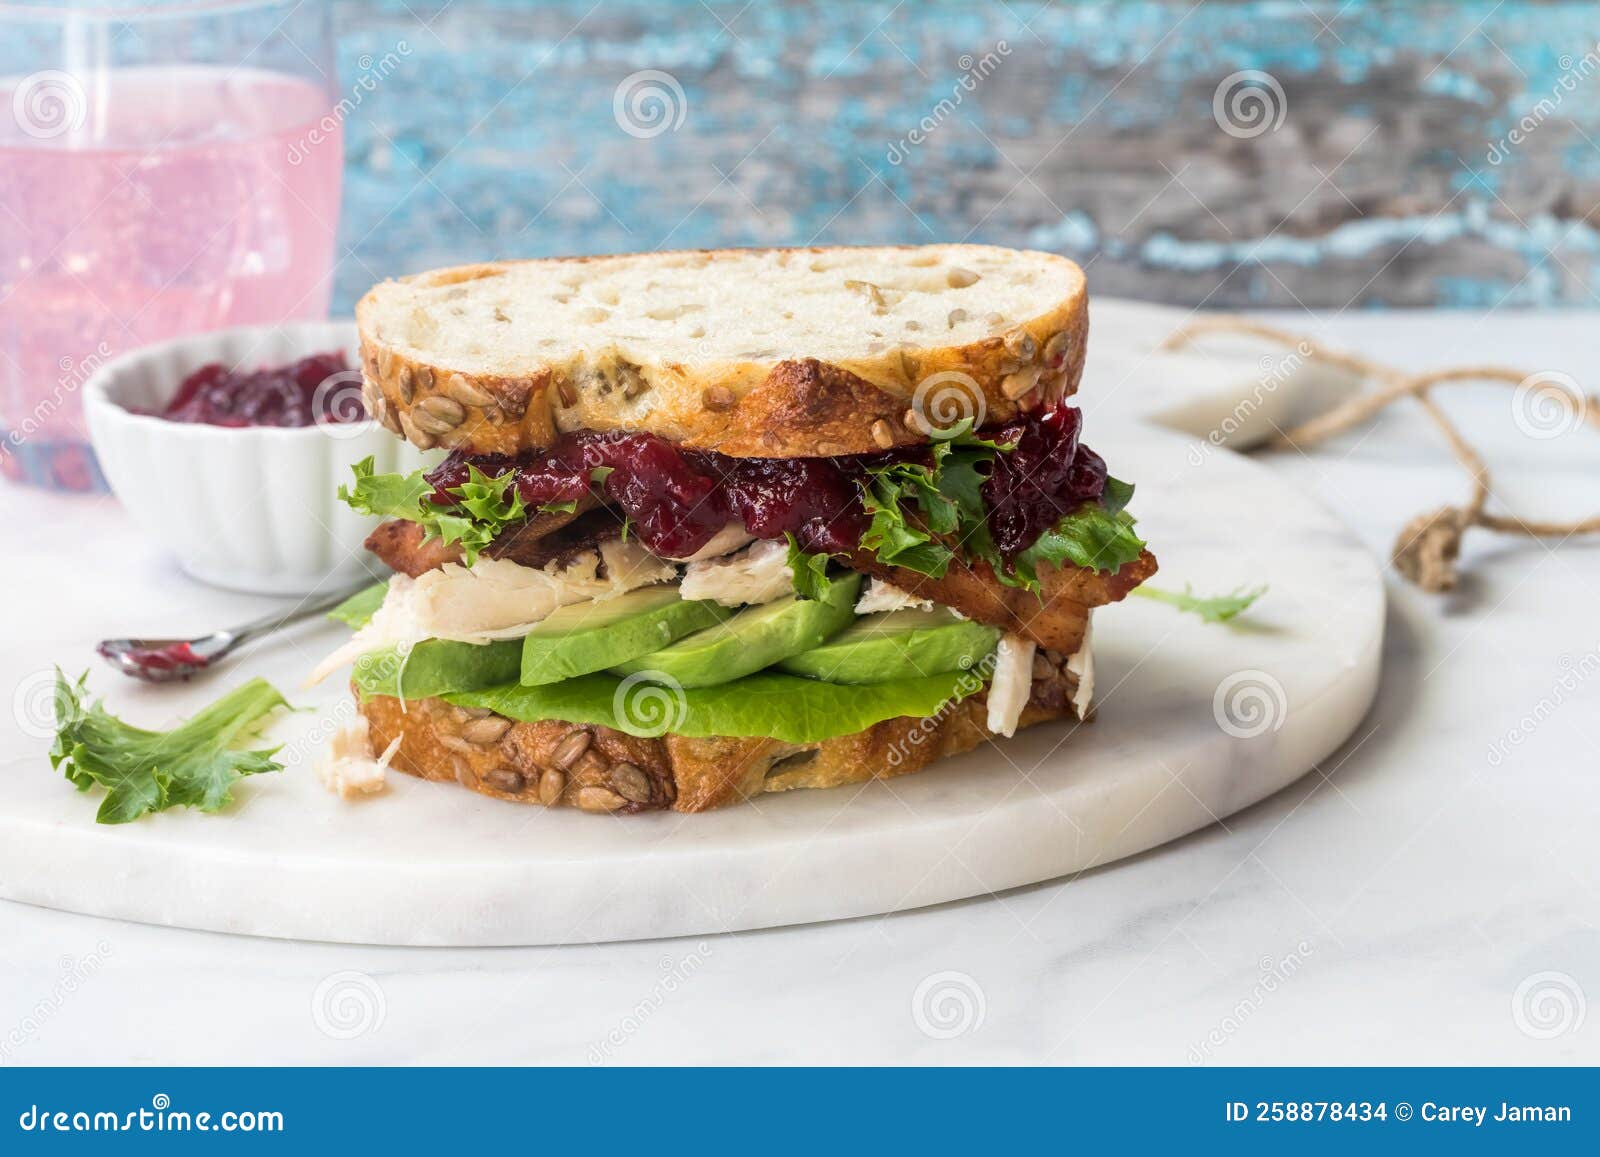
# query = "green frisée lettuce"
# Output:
<box><xmin>858</xmin><ymin>419</ymin><xmax>1006</xmax><ymax>579</ymax></box>
<box><xmin>50</xmin><ymin>670</ymin><xmax>290</xmax><ymax>824</ymax></box>
<box><xmin>1132</xmin><ymin>583</ymin><xmax>1267</xmax><ymax>623</ymax></box>
<box><xmin>448</xmin><ymin>669</ymin><xmax>983</xmax><ymax>743</ymax></box>
<box><xmin>338</xmin><ymin>458</ymin><xmax>578</xmax><ymax>565</ymax></box>
<box><xmin>1007</xmin><ymin>477</ymin><xmax>1144</xmax><ymax>588</ymax></box>
<box><xmin>337</xmin><ymin>458</ymin><xmax>518</xmax><ymax>564</ymax></box>
<box><xmin>335</xmin><ymin>419</ymin><xmax>1146</xmax><ymax>593</ymax></box>
<box><xmin>856</xmin><ymin>419</ymin><xmax>1146</xmax><ymax>592</ymax></box>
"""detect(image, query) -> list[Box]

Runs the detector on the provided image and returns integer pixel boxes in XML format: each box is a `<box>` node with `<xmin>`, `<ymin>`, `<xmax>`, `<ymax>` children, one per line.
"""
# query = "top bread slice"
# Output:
<box><xmin>355</xmin><ymin>244</ymin><xmax>1088</xmax><ymax>458</ymax></box>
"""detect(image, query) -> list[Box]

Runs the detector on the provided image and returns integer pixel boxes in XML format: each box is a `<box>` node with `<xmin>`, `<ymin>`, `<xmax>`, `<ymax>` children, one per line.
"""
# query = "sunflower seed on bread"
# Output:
<box><xmin>357</xmin><ymin>655</ymin><xmax>1086</xmax><ymax>814</ymax></box>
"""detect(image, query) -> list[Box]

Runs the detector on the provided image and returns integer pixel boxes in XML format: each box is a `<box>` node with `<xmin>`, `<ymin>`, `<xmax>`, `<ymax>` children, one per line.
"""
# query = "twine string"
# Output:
<box><xmin>1159</xmin><ymin>318</ymin><xmax>1600</xmax><ymax>592</ymax></box>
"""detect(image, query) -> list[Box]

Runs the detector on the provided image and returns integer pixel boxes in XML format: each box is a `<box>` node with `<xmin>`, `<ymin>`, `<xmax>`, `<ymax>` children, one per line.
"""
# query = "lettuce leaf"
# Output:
<box><xmin>447</xmin><ymin>669</ymin><xmax>984</xmax><ymax>744</ymax></box>
<box><xmin>1100</xmin><ymin>475</ymin><xmax>1135</xmax><ymax>517</ymax></box>
<box><xmin>49</xmin><ymin>671</ymin><xmax>289</xmax><ymax>824</ymax></box>
<box><xmin>1132</xmin><ymin>583</ymin><xmax>1266</xmax><ymax>623</ymax></box>
<box><xmin>327</xmin><ymin>581</ymin><xmax>388</xmax><ymax>628</ymax></box>
<box><xmin>859</xmin><ymin>468</ymin><xmax>956</xmax><ymax>578</ymax></box>
<box><xmin>337</xmin><ymin>459</ymin><xmax>574</xmax><ymax>565</ymax></box>
<box><xmin>856</xmin><ymin>420</ymin><xmax>1144</xmax><ymax>592</ymax></box>
<box><xmin>339</xmin><ymin>417</ymin><xmax>1148</xmax><ymax>596</ymax></box>
<box><xmin>857</xmin><ymin>419</ymin><xmax>1006</xmax><ymax>578</ymax></box>
<box><xmin>338</xmin><ymin>461</ymin><xmax>433</xmax><ymax>520</ymax></box>
<box><xmin>1007</xmin><ymin>497</ymin><xmax>1148</xmax><ymax>589</ymax></box>
<box><xmin>785</xmin><ymin>534</ymin><xmax>834</xmax><ymax>601</ymax></box>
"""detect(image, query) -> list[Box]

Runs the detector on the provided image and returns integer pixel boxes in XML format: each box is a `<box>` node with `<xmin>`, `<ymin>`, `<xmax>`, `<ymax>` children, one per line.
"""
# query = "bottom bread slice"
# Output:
<box><xmin>357</xmin><ymin>652</ymin><xmax>1086</xmax><ymax>814</ymax></box>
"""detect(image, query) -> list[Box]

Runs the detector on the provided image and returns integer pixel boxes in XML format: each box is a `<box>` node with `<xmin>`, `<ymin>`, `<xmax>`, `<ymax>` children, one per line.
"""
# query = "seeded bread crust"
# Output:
<box><xmin>355</xmin><ymin>246</ymin><xmax>1089</xmax><ymax>458</ymax></box>
<box><xmin>357</xmin><ymin>653</ymin><xmax>1084</xmax><ymax>814</ymax></box>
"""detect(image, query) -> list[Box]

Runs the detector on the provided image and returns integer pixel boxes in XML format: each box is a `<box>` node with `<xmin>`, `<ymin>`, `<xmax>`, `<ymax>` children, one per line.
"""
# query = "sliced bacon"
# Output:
<box><xmin>365</xmin><ymin>496</ymin><xmax>1157</xmax><ymax>659</ymax></box>
<box><xmin>489</xmin><ymin>504</ymin><xmax>621</xmax><ymax>570</ymax></box>
<box><xmin>364</xmin><ymin>519</ymin><xmax>460</xmax><ymax>578</ymax></box>
<box><xmin>847</xmin><ymin>549</ymin><xmax>1157</xmax><ymax>654</ymax></box>
<box><xmin>363</xmin><ymin>495</ymin><xmax>615</xmax><ymax>577</ymax></box>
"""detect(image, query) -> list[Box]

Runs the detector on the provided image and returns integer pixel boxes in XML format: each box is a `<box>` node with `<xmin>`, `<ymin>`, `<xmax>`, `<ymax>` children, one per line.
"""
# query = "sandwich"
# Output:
<box><xmin>314</xmin><ymin>245</ymin><xmax>1157</xmax><ymax>813</ymax></box>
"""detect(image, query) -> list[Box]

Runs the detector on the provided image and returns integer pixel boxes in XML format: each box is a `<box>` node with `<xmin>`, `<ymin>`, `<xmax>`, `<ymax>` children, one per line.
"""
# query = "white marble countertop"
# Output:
<box><xmin>2</xmin><ymin>310</ymin><xmax>1597</xmax><ymax>1066</ymax></box>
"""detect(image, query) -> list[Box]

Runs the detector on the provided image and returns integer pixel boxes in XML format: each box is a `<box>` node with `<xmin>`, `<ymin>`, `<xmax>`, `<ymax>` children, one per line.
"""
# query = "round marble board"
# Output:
<box><xmin>0</xmin><ymin>422</ymin><xmax>1383</xmax><ymax>946</ymax></box>
<box><xmin>1085</xmin><ymin>298</ymin><xmax>1368</xmax><ymax>449</ymax></box>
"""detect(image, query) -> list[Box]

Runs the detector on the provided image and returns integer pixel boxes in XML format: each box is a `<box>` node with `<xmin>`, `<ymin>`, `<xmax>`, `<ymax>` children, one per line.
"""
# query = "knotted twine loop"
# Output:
<box><xmin>1160</xmin><ymin>318</ymin><xmax>1600</xmax><ymax>593</ymax></box>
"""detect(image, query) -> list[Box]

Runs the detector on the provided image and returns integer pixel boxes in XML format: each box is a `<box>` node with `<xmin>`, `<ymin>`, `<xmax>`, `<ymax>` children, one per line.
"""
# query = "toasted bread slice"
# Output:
<box><xmin>357</xmin><ymin>651</ymin><xmax>1086</xmax><ymax>814</ymax></box>
<box><xmin>356</xmin><ymin>245</ymin><xmax>1087</xmax><ymax>458</ymax></box>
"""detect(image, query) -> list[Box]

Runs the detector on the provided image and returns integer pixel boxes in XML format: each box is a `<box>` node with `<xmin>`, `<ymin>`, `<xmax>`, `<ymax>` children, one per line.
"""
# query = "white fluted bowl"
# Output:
<box><xmin>84</xmin><ymin>322</ymin><xmax>433</xmax><ymax>595</ymax></box>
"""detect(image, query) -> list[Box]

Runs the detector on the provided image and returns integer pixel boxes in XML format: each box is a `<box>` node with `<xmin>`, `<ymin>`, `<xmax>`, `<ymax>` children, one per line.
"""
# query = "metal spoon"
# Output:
<box><xmin>97</xmin><ymin>581</ymin><xmax>376</xmax><ymax>683</ymax></box>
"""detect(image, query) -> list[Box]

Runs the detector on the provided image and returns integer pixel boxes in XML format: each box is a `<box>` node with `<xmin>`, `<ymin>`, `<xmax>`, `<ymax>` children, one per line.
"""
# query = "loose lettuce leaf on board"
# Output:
<box><xmin>50</xmin><ymin>671</ymin><xmax>289</xmax><ymax>824</ymax></box>
<box><xmin>1132</xmin><ymin>584</ymin><xmax>1266</xmax><ymax>624</ymax></box>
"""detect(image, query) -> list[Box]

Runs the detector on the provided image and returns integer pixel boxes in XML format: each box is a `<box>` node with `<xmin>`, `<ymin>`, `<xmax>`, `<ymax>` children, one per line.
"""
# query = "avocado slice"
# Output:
<box><xmin>777</xmin><ymin>609</ymin><xmax>999</xmax><ymax>684</ymax></box>
<box><xmin>520</xmin><ymin>585</ymin><xmax>731</xmax><ymax>685</ymax></box>
<box><xmin>353</xmin><ymin>637</ymin><xmax>522</xmax><ymax>701</ymax></box>
<box><xmin>609</xmin><ymin>572</ymin><xmax>861</xmax><ymax>688</ymax></box>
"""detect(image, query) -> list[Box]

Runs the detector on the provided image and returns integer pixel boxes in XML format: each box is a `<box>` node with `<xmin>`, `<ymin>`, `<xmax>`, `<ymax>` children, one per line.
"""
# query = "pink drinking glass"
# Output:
<box><xmin>0</xmin><ymin>0</ymin><xmax>343</xmax><ymax>492</ymax></box>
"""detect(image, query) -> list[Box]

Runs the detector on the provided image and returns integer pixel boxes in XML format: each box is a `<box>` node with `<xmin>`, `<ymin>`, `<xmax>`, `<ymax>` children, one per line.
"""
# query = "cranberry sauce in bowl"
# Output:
<box><xmin>84</xmin><ymin>320</ymin><xmax>430</xmax><ymax>594</ymax></box>
<box><xmin>156</xmin><ymin>351</ymin><xmax>358</xmax><ymax>427</ymax></box>
<box><xmin>423</xmin><ymin>405</ymin><xmax>1110</xmax><ymax>563</ymax></box>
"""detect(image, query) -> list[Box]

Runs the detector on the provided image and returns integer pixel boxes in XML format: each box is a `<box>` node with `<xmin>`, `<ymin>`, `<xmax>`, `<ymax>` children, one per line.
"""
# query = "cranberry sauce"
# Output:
<box><xmin>427</xmin><ymin>434</ymin><xmax>873</xmax><ymax>559</ymax></box>
<box><xmin>158</xmin><ymin>351</ymin><xmax>357</xmax><ymax>428</ymax></box>
<box><xmin>424</xmin><ymin>406</ymin><xmax>1109</xmax><ymax>563</ymax></box>
<box><xmin>981</xmin><ymin>405</ymin><xmax>1108</xmax><ymax>557</ymax></box>
<box><xmin>95</xmin><ymin>639</ymin><xmax>209</xmax><ymax>682</ymax></box>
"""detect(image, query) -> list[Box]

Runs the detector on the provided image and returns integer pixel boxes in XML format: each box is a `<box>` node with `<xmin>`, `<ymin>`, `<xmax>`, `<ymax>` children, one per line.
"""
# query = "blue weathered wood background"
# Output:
<box><xmin>330</xmin><ymin>0</ymin><xmax>1600</xmax><ymax>312</ymax></box>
